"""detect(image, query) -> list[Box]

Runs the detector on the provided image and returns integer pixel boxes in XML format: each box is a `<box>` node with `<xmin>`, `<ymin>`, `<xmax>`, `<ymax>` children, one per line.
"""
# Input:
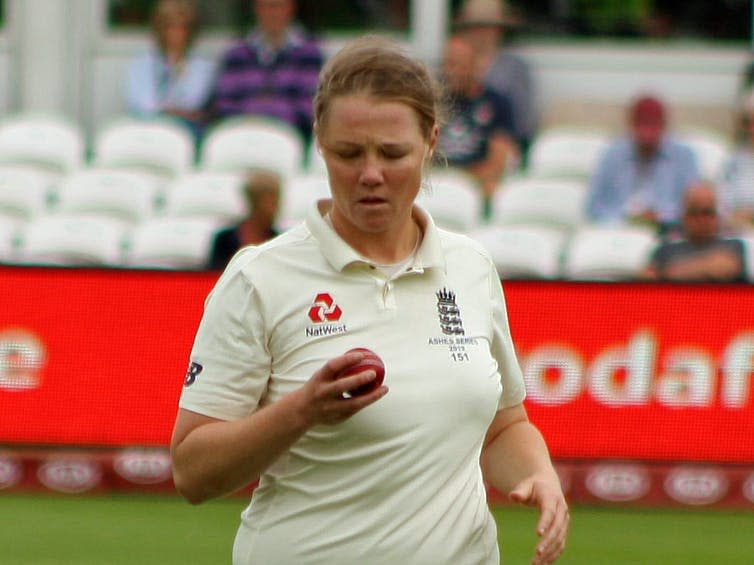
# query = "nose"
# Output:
<box><xmin>358</xmin><ymin>153</ymin><xmax>384</xmax><ymax>187</ymax></box>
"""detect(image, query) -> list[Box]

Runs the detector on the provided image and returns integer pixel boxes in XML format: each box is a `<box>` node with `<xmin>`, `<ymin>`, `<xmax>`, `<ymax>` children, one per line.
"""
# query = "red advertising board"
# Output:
<box><xmin>1</xmin><ymin>267</ymin><xmax>753</xmax><ymax>464</ymax></box>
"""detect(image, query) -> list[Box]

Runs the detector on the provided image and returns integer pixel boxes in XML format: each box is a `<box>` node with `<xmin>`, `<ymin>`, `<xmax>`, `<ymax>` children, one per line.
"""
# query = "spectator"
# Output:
<box><xmin>585</xmin><ymin>94</ymin><xmax>700</xmax><ymax>234</ymax></box>
<box><xmin>207</xmin><ymin>168</ymin><xmax>281</xmax><ymax>271</ymax></box>
<box><xmin>126</xmin><ymin>0</ymin><xmax>216</xmax><ymax>144</ymax></box>
<box><xmin>643</xmin><ymin>180</ymin><xmax>747</xmax><ymax>282</ymax></box>
<box><xmin>437</xmin><ymin>34</ymin><xmax>517</xmax><ymax>220</ymax></box>
<box><xmin>209</xmin><ymin>0</ymin><xmax>323</xmax><ymax>144</ymax></box>
<box><xmin>719</xmin><ymin>92</ymin><xmax>754</xmax><ymax>231</ymax></box>
<box><xmin>454</xmin><ymin>0</ymin><xmax>538</xmax><ymax>169</ymax></box>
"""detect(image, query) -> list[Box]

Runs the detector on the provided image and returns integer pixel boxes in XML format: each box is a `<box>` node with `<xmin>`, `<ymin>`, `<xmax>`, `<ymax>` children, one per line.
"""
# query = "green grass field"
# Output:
<box><xmin>3</xmin><ymin>493</ymin><xmax>753</xmax><ymax>564</ymax></box>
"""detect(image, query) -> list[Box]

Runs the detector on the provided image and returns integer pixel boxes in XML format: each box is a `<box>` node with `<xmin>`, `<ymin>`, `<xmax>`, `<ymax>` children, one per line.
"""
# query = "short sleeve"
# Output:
<box><xmin>178</xmin><ymin>267</ymin><xmax>271</xmax><ymax>421</ymax></box>
<box><xmin>486</xmin><ymin>260</ymin><xmax>527</xmax><ymax>409</ymax></box>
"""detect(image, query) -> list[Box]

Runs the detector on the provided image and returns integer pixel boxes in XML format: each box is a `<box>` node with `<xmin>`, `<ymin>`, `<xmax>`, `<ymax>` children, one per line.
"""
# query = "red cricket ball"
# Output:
<box><xmin>339</xmin><ymin>347</ymin><xmax>386</xmax><ymax>396</ymax></box>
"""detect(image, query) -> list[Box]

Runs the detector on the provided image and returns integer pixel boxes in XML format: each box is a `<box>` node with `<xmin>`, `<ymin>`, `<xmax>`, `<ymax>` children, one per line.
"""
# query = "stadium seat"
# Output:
<box><xmin>162</xmin><ymin>171</ymin><xmax>247</xmax><ymax>224</ymax></box>
<box><xmin>491</xmin><ymin>176</ymin><xmax>587</xmax><ymax>232</ymax></box>
<box><xmin>125</xmin><ymin>217</ymin><xmax>219</xmax><ymax>270</ymax></box>
<box><xmin>739</xmin><ymin>231</ymin><xmax>754</xmax><ymax>283</ymax></box>
<box><xmin>417</xmin><ymin>168</ymin><xmax>482</xmax><ymax>232</ymax></box>
<box><xmin>0</xmin><ymin>166</ymin><xmax>54</xmax><ymax>222</ymax></box>
<box><xmin>92</xmin><ymin>117</ymin><xmax>196</xmax><ymax>179</ymax></box>
<box><xmin>563</xmin><ymin>224</ymin><xmax>658</xmax><ymax>280</ymax></box>
<box><xmin>306</xmin><ymin>141</ymin><xmax>328</xmax><ymax>176</ymax></box>
<box><xmin>0</xmin><ymin>216</ymin><xmax>20</xmax><ymax>262</ymax></box>
<box><xmin>17</xmin><ymin>214</ymin><xmax>127</xmax><ymax>266</ymax></box>
<box><xmin>528</xmin><ymin>127</ymin><xmax>610</xmax><ymax>179</ymax></box>
<box><xmin>469</xmin><ymin>224</ymin><xmax>567</xmax><ymax>279</ymax></box>
<box><xmin>0</xmin><ymin>113</ymin><xmax>85</xmax><ymax>175</ymax></box>
<box><xmin>55</xmin><ymin>168</ymin><xmax>159</xmax><ymax>226</ymax></box>
<box><xmin>199</xmin><ymin>117</ymin><xmax>305</xmax><ymax>180</ymax></box>
<box><xmin>277</xmin><ymin>173</ymin><xmax>331</xmax><ymax>230</ymax></box>
<box><xmin>677</xmin><ymin>127</ymin><xmax>732</xmax><ymax>181</ymax></box>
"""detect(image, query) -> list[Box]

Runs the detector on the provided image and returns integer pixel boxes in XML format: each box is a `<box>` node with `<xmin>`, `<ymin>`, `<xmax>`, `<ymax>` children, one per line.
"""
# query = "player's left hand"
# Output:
<box><xmin>509</xmin><ymin>474</ymin><xmax>569</xmax><ymax>564</ymax></box>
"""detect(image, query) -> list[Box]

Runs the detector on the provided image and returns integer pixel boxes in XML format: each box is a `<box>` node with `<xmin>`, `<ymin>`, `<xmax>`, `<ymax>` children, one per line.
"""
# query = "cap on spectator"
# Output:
<box><xmin>454</xmin><ymin>0</ymin><xmax>522</xmax><ymax>29</ymax></box>
<box><xmin>630</xmin><ymin>95</ymin><xmax>666</xmax><ymax>125</ymax></box>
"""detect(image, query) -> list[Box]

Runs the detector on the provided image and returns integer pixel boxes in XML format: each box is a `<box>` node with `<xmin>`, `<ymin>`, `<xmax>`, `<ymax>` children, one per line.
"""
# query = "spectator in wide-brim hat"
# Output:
<box><xmin>453</xmin><ymin>0</ymin><xmax>537</xmax><ymax>169</ymax></box>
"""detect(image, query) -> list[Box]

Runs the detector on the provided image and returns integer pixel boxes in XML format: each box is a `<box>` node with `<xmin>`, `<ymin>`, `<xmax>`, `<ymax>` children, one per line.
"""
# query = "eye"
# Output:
<box><xmin>331</xmin><ymin>147</ymin><xmax>361</xmax><ymax>160</ymax></box>
<box><xmin>382</xmin><ymin>147</ymin><xmax>408</xmax><ymax>160</ymax></box>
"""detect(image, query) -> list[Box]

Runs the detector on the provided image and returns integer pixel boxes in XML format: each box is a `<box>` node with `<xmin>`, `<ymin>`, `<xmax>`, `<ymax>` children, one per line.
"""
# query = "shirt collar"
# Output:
<box><xmin>306</xmin><ymin>199</ymin><xmax>446</xmax><ymax>274</ymax></box>
<box><xmin>248</xmin><ymin>24</ymin><xmax>306</xmax><ymax>55</ymax></box>
<box><xmin>631</xmin><ymin>135</ymin><xmax>672</xmax><ymax>161</ymax></box>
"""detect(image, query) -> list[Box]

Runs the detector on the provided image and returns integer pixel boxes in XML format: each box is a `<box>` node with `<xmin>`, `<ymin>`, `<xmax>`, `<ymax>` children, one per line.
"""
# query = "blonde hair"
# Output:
<box><xmin>313</xmin><ymin>36</ymin><xmax>445</xmax><ymax>142</ymax></box>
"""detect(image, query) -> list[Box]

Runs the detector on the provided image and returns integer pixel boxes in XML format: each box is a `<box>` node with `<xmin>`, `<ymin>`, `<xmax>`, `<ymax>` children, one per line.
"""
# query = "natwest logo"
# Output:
<box><xmin>308</xmin><ymin>293</ymin><xmax>342</xmax><ymax>323</ymax></box>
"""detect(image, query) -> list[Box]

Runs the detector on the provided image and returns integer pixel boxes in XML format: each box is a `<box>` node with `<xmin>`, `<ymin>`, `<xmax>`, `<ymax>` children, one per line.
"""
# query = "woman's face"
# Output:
<box><xmin>159</xmin><ymin>15</ymin><xmax>192</xmax><ymax>55</ymax></box>
<box><xmin>317</xmin><ymin>93</ymin><xmax>437</xmax><ymax>239</ymax></box>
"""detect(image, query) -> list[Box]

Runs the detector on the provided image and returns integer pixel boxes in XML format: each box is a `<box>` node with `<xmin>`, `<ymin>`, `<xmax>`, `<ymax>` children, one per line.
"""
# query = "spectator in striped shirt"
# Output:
<box><xmin>209</xmin><ymin>0</ymin><xmax>324</xmax><ymax>144</ymax></box>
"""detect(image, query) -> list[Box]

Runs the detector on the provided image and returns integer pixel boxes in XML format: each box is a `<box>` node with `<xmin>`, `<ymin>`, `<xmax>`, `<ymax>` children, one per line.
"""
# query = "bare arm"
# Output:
<box><xmin>481</xmin><ymin>403</ymin><xmax>569</xmax><ymax>564</ymax></box>
<box><xmin>170</xmin><ymin>351</ymin><xmax>387</xmax><ymax>504</ymax></box>
<box><xmin>662</xmin><ymin>248</ymin><xmax>743</xmax><ymax>281</ymax></box>
<box><xmin>467</xmin><ymin>133</ymin><xmax>517</xmax><ymax>197</ymax></box>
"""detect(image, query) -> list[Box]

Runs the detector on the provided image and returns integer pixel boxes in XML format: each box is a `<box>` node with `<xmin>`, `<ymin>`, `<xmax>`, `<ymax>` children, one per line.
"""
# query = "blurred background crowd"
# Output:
<box><xmin>0</xmin><ymin>0</ymin><xmax>753</xmax><ymax>281</ymax></box>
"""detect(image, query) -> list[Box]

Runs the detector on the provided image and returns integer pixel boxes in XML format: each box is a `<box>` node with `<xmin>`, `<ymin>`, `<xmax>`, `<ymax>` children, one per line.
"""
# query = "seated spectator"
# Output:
<box><xmin>437</xmin><ymin>34</ymin><xmax>517</xmax><ymax>220</ymax></box>
<box><xmin>585</xmin><ymin>94</ymin><xmax>700</xmax><ymax>234</ymax></box>
<box><xmin>209</xmin><ymin>0</ymin><xmax>323</xmax><ymax>144</ymax></box>
<box><xmin>719</xmin><ymin>92</ymin><xmax>754</xmax><ymax>231</ymax></box>
<box><xmin>207</xmin><ymin>168</ymin><xmax>281</xmax><ymax>271</ymax></box>
<box><xmin>643</xmin><ymin>181</ymin><xmax>747</xmax><ymax>282</ymax></box>
<box><xmin>126</xmin><ymin>0</ymin><xmax>216</xmax><ymax>144</ymax></box>
<box><xmin>453</xmin><ymin>0</ymin><xmax>538</xmax><ymax>169</ymax></box>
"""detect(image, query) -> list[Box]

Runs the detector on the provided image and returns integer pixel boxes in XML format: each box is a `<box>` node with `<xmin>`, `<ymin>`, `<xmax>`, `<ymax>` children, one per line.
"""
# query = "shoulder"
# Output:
<box><xmin>437</xmin><ymin>228</ymin><xmax>495</xmax><ymax>264</ymax></box>
<box><xmin>220</xmin><ymin>40</ymin><xmax>255</xmax><ymax>62</ymax></box>
<box><xmin>227</xmin><ymin>224</ymin><xmax>314</xmax><ymax>278</ymax></box>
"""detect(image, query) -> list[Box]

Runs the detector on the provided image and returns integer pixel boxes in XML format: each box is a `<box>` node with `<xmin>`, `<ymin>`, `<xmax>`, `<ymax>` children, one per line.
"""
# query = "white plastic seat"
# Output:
<box><xmin>0</xmin><ymin>216</ymin><xmax>20</xmax><ymax>262</ymax></box>
<box><xmin>563</xmin><ymin>224</ymin><xmax>658</xmax><ymax>280</ymax></box>
<box><xmin>93</xmin><ymin>118</ymin><xmax>196</xmax><ymax>179</ymax></box>
<box><xmin>417</xmin><ymin>168</ymin><xmax>482</xmax><ymax>233</ymax></box>
<box><xmin>491</xmin><ymin>176</ymin><xmax>587</xmax><ymax>232</ymax></box>
<box><xmin>55</xmin><ymin>168</ymin><xmax>159</xmax><ymax>226</ymax></box>
<box><xmin>0</xmin><ymin>113</ymin><xmax>84</xmax><ymax>175</ymax></box>
<box><xmin>528</xmin><ymin>127</ymin><xmax>610</xmax><ymax>179</ymax></box>
<box><xmin>162</xmin><ymin>171</ymin><xmax>247</xmax><ymax>224</ymax></box>
<box><xmin>125</xmin><ymin>217</ymin><xmax>219</xmax><ymax>269</ymax></box>
<box><xmin>306</xmin><ymin>141</ymin><xmax>328</xmax><ymax>176</ymax></box>
<box><xmin>277</xmin><ymin>173</ymin><xmax>331</xmax><ymax>230</ymax></box>
<box><xmin>200</xmin><ymin>117</ymin><xmax>305</xmax><ymax>180</ymax></box>
<box><xmin>469</xmin><ymin>224</ymin><xmax>567</xmax><ymax>279</ymax></box>
<box><xmin>0</xmin><ymin>166</ymin><xmax>54</xmax><ymax>221</ymax></box>
<box><xmin>739</xmin><ymin>231</ymin><xmax>754</xmax><ymax>283</ymax></box>
<box><xmin>677</xmin><ymin>128</ymin><xmax>732</xmax><ymax>181</ymax></box>
<box><xmin>17</xmin><ymin>214</ymin><xmax>127</xmax><ymax>266</ymax></box>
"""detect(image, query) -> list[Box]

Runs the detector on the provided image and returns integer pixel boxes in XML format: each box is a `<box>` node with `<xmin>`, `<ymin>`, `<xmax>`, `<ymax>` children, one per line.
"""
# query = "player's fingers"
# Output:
<box><xmin>315</xmin><ymin>350</ymin><xmax>365</xmax><ymax>382</ymax></box>
<box><xmin>533</xmin><ymin>502</ymin><xmax>569</xmax><ymax>564</ymax></box>
<box><xmin>320</xmin><ymin>383</ymin><xmax>388</xmax><ymax>423</ymax></box>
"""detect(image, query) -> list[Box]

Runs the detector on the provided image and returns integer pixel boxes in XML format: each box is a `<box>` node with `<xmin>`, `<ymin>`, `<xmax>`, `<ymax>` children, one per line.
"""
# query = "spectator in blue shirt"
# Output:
<box><xmin>126</xmin><ymin>0</ymin><xmax>217</xmax><ymax>144</ymax></box>
<box><xmin>437</xmin><ymin>34</ymin><xmax>517</xmax><ymax>219</ymax></box>
<box><xmin>209</xmin><ymin>0</ymin><xmax>324</xmax><ymax>144</ymax></box>
<box><xmin>586</xmin><ymin>94</ymin><xmax>700</xmax><ymax>234</ymax></box>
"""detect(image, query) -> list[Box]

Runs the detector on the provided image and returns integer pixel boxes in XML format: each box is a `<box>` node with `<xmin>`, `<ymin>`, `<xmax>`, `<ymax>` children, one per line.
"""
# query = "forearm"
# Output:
<box><xmin>481</xmin><ymin>419</ymin><xmax>558</xmax><ymax>494</ymax></box>
<box><xmin>171</xmin><ymin>391</ymin><xmax>310</xmax><ymax>504</ymax></box>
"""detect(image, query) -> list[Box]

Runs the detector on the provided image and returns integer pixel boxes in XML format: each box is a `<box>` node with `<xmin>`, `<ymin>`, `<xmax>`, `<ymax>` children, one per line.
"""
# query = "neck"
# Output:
<box><xmin>328</xmin><ymin>209</ymin><xmax>422</xmax><ymax>265</ymax></box>
<box><xmin>240</xmin><ymin>216</ymin><xmax>273</xmax><ymax>244</ymax></box>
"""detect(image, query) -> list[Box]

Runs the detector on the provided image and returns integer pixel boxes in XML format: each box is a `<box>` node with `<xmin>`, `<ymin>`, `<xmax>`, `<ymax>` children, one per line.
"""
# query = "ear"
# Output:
<box><xmin>426</xmin><ymin>124</ymin><xmax>439</xmax><ymax>160</ymax></box>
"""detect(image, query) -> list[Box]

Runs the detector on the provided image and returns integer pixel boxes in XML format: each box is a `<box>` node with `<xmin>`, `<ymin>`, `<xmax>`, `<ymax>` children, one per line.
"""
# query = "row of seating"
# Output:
<box><xmin>0</xmin><ymin>210</ymin><xmax>663</xmax><ymax>279</ymax></box>
<box><xmin>0</xmin><ymin>112</ymin><xmax>733</xmax><ymax>184</ymax></box>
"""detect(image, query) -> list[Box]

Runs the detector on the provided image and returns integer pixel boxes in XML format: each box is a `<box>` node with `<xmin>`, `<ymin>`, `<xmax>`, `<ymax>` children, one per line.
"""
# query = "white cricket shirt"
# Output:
<box><xmin>180</xmin><ymin>200</ymin><xmax>526</xmax><ymax>565</ymax></box>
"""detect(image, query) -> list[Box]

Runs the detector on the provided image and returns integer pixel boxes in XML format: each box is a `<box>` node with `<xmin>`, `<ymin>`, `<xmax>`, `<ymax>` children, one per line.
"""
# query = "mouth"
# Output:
<box><xmin>358</xmin><ymin>196</ymin><xmax>388</xmax><ymax>206</ymax></box>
